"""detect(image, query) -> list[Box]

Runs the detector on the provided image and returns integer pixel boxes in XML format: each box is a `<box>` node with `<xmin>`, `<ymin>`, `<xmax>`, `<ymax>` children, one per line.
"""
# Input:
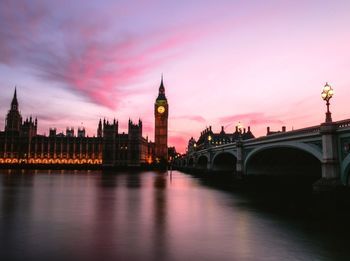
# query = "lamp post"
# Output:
<box><xmin>321</xmin><ymin>82</ymin><xmax>334</xmax><ymax>123</ymax></box>
<box><xmin>236</xmin><ymin>122</ymin><xmax>244</xmax><ymax>178</ymax></box>
<box><xmin>314</xmin><ymin>82</ymin><xmax>340</xmax><ymax>191</ymax></box>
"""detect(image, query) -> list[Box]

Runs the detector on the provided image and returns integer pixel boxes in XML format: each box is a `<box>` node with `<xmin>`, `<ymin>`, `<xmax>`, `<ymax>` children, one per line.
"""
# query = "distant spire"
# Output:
<box><xmin>156</xmin><ymin>75</ymin><xmax>167</xmax><ymax>100</ymax></box>
<box><xmin>159</xmin><ymin>75</ymin><xmax>165</xmax><ymax>92</ymax></box>
<box><xmin>11</xmin><ymin>86</ymin><xmax>19</xmax><ymax>110</ymax></box>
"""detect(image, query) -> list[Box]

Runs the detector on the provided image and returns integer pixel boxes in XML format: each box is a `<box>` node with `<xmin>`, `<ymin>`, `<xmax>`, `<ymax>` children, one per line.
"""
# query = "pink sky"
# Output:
<box><xmin>0</xmin><ymin>0</ymin><xmax>350</xmax><ymax>153</ymax></box>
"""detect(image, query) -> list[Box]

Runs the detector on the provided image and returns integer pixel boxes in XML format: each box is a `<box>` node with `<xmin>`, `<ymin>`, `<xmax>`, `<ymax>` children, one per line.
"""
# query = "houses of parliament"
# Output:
<box><xmin>0</xmin><ymin>79</ymin><xmax>170</xmax><ymax>167</ymax></box>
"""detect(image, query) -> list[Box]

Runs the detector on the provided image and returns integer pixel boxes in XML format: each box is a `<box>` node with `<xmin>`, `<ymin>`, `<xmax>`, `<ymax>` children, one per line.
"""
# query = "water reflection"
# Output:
<box><xmin>0</xmin><ymin>170</ymin><xmax>35</xmax><ymax>260</ymax></box>
<box><xmin>152</xmin><ymin>173</ymin><xmax>168</xmax><ymax>260</ymax></box>
<box><xmin>90</xmin><ymin>173</ymin><xmax>118</xmax><ymax>261</ymax></box>
<box><xmin>0</xmin><ymin>170</ymin><xmax>349</xmax><ymax>260</ymax></box>
<box><xmin>126</xmin><ymin>172</ymin><xmax>141</xmax><ymax>189</ymax></box>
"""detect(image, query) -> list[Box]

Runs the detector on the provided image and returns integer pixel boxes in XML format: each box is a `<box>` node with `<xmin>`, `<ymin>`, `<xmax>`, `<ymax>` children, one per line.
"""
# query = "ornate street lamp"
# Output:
<box><xmin>321</xmin><ymin>82</ymin><xmax>334</xmax><ymax>123</ymax></box>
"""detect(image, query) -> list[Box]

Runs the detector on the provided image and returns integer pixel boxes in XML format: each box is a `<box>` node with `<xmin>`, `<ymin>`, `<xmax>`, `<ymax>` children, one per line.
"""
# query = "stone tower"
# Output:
<box><xmin>5</xmin><ymin>88</ymin><xmax>22</xmax><ymax>134</ymax></box>
<box><xmin>154</xmin><ymin>76</ymin><xmax>168</xmax><ymax>162</ymax></box>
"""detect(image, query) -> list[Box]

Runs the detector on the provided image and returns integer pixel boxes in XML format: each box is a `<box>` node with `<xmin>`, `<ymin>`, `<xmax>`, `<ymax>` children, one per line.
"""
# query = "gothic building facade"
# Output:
<box><xmin>187</xmin><ymin>125</ymin><xmax>255</xmax><ymax>153</ymax></box>
<box><xmin>0</xmin><ymin>80</ymin><xmax>168</xmax><ymax>167</ymax></box>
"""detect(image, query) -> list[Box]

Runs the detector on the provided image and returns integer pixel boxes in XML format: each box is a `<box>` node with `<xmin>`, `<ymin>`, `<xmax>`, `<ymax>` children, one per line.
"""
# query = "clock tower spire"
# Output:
<box><xmin>154</xmin><ymin>76</ymin><xmax>168</xmax><ymax>163</ymax></box>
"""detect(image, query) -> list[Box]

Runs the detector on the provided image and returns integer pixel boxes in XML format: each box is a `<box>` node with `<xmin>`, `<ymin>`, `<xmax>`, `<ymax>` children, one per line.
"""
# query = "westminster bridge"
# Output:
<box><xmin>175</xmin><ymin>119</ymin><xmax>350</xmax><ymax>189</ymax></box>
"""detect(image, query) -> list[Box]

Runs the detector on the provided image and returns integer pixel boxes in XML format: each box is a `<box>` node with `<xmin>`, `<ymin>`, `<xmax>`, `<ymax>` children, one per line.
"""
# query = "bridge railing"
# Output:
<box><xmin>244</xmin><ymin>125</ymin><xmax>320</xmax><ymax>144</ymax></box>
<box><xmin>245</xmin><ymin>118</ymin><xmax>350</xmax><ymax>144</ymax></box>
<box><xmin>335</xmin><ymin>119</ymin><xmax>350</xmax><ymax>128</ymax></box>
<box><xmin>190</xmin><ymin>125</ymin><xmax>321</xmax><ymax>153</ymax></box>
<box><xmin>188</xmin><ymin>118</ymin><xmax>350</xmax><ymax>155</ymax></box>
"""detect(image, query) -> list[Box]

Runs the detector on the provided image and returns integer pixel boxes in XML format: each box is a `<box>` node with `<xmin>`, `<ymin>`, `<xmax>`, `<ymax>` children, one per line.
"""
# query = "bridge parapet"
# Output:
<box><xmin>187</xmin><ymin>120</ymin><xmax>350</xmax><ymax>155</ymax></box>
<box><xmin>186</xmin><ymin>119</ymin><xmax>350</xmax><ymax>153</ymax></box>
<box><xmin>242</xmin><ymin>119</ymin><xmax>350</xmax><ymax>146</ymax></box>
<box><xmin>247</xmin><ymin>125</ymin><xmax>320</xmax><ymax>142</ymax></box>
<box><xmin>335</xmin><ymin>119</ymin><xmax>350</xmax><ymax>129</ymax></box>
<box><xmin>180</xmin><ymin>119</ymin><xmax>350</xmax><ymax>189</ymax></box>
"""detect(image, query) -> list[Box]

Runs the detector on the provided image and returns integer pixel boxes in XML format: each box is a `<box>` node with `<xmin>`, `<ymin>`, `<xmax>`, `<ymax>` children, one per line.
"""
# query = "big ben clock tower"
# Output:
<box><xmin>154</xmin><ymin>77</ymin><xmax>168</xmax><ymax>162</ymax></box>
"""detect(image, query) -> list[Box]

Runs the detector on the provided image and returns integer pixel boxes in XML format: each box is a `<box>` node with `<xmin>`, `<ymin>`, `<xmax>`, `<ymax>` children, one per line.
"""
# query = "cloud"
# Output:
<box><xmin>172</xmin><ymin>115</ymin><xmax>206</xmax><ymax>123</ymax></box>
<box><xmin>168</xmin><ymin>135</ymin><xmax>188</xmax><ymax>152</ymax></box>
<box><xmin>0</xmin><ymin>1</ymin><xmax>207</xmax><ymax>110</ymax></box>
<box><xmin>218</xmin><ymin>112</ymin><xmax>284</xmax><ymax>128</ymax></box>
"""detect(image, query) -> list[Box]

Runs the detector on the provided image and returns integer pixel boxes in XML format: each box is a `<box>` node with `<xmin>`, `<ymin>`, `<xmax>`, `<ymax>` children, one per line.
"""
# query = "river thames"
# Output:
<box><xmin>1</xmin><ymin>169</ymin><xmax>349</xmax><ymax>261</ymax></box>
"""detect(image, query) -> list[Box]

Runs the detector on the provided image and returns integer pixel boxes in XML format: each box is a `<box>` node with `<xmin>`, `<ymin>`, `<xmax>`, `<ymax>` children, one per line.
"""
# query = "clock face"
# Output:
<box><xmin>157</xmin><ymin>106</ymin><xmax>165</xmax><ymax>114</ymax></box>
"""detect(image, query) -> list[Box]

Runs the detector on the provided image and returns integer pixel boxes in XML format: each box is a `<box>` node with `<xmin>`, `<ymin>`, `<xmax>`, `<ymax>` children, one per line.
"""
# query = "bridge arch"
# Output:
<box><xmin>212</xmin><ymin>150</ymin><xmax>237</xmax><ymax>162</ymax></box>
<box><xmin>341</xmin><ymin>154</ymin><xmax>350</xmax><ymax>185</ymax></box>
<box><xmin>212</xmin><ymin>152</ymin><xmax>237</xmax><ymax>172</ymax></box>
<box><xmin>196</xmin><ymin>155</ymin><xmax>208</xmax><ymax>169</ymax></box>
<box><xmin>244</xmin><ymin>142</ymin><xmax>322</xmax><ymax>176</ymax></box>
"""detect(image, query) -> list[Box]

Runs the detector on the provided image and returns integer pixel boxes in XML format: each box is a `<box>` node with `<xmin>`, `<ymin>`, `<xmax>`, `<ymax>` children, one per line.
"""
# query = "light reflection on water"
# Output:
<box><xmin>0</xmin><ymin>169</ymin><xmax>348</xmax><ymax>260</ymax></box>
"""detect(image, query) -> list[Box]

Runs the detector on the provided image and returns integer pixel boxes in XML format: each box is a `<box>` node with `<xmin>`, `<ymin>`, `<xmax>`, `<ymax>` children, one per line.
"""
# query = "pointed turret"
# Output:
<box><xmin>5</xmin><ymin>87</ymin><xmax>22</xmax><ymax>133</ymax></box>
<box><xmin>220</xmin><ymin>126</ymin><xmax>225</xmax><ymax>135</ymax></box>
<box><xmin>11</xmin><ymin>87</ymin><xmax>19</xmax><ymax>111</ymax></box>
<box><xmin>156</xmin><ymin>75</ymin><xmax>167</xmax><ymax>101</ymax></box>
<box><xmin>97</xmin><ymin>118</ymin><xmax>103</xmax><ymax>138</ymax></box>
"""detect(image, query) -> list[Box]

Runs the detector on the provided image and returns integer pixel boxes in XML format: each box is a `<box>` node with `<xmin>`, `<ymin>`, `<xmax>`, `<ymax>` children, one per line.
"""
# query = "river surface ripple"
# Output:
<box><xmin>0</xmin><ymin>169</ymin><xmax>349</xmax><ymax>261</ymax></box>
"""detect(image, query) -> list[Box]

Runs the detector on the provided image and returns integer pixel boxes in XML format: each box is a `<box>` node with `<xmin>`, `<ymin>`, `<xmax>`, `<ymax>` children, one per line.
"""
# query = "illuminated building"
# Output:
<box><xmin>187</xmin><ymin>125</ymin><xmax>255</xmax><ymax>152</ymax></box>
<box><xmin>0</xmin><ymin>86</ymin><xmax>164</xmax><ymax>167</ymax></box>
